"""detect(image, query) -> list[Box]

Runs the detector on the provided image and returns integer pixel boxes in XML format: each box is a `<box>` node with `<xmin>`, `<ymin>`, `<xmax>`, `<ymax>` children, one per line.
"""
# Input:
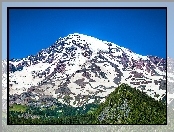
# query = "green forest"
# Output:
<box><xmin>9</xmin><ymin>83</ymin><xmax>167</xmax><ymax>125</ymax></box>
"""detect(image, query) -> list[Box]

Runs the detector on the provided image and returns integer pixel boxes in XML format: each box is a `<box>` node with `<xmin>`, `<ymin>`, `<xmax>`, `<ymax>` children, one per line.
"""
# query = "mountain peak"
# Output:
<box><xmin>8</xmin><ymin>33</ymin><xmax>166</xmax><ymax>108</ymax></box>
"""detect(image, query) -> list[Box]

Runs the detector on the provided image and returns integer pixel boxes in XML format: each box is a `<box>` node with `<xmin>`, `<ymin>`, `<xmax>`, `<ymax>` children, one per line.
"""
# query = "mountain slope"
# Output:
<box><xmin>9</xmin><ymin>83</ymin><xmax>166</xmax><ymax>124</ymax></box>
<box><xmin>167</xmin><ymin>57</ymin><xmax>174</xmax><ymax>109</ymax></box>
<box><xmin>8</xmin><ymin>33</ymin><xmax>166</xmax><ymax>108</ymax></box>
<box><xmin>92</xmin><ymin>83</ymin><xmax>166</xmax><ymax>124</ymax></box>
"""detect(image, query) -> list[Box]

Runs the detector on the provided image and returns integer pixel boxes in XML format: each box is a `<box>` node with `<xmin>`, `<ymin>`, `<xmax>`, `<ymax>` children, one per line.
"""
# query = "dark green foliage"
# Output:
<box><xmin>9</xmin><ymin>102</ymin><xmax>99</xmax><ymax>124</ymax></box>
<box><xmin>92</xmin><ymin>83</ymin><xmax>166</xmax><ymax>124</ymax></box>
<box><xmin>9</xmin><ymin>83</ymin><xmax>166</xmax><ymax>124</ymax></box>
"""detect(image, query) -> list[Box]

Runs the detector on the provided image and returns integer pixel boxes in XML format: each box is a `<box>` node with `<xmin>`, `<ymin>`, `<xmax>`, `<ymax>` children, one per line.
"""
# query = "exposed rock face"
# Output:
<box><xmin>167</xmin><ymin>57</ymin><xmax>174</xmax><ymax>109</ymax></box>
<box><xmin>5</xmin><ymin>33</ymin><xmax>166</xmax><ymax>107</ymax></box>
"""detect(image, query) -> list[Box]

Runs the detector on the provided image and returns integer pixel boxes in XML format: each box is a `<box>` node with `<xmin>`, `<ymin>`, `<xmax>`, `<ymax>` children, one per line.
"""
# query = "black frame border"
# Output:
<box><xmin>7</xmin><ymin>6</ymin><xmax>167</xmax><ymax>125</ymax></box>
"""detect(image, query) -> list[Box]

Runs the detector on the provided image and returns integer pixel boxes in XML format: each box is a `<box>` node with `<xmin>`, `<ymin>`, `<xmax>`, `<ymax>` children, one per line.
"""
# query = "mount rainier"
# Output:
<box><xmin>7</xmin><ymin>33</ymin><xmax>166</xmax><ymax>108</ymax></box>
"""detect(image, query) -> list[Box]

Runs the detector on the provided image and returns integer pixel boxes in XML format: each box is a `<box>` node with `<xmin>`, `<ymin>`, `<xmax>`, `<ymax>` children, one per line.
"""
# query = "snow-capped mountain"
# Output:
<box><xmin>2</xmin><ymin>59</ymin><xmax>7</xmax><ymax>112</ymax></box>
<box><xmin>167</xmin><ymin>57</ymin><xmax>174</xmax><ymax>109</ymax></box>
<box><xmin>7</xmin><ymin>33</ymin><xmax>166</xmax><ymax>108</ymax></box>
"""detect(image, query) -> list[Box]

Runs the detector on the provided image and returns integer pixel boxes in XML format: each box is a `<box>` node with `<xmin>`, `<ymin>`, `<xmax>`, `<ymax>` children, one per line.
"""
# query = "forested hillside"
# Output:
<box><xmin>9</xmin><ymin>83</ymin><xmax>166</xmax><ymax>124</ymax></box>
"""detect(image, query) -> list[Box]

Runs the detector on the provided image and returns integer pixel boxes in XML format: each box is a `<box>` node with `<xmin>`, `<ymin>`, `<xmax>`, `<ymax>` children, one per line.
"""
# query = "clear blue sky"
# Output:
<box><xmin>9</xmin><ymin>8</ymin><xmax>166</xmax><ymax>60</ymax></box>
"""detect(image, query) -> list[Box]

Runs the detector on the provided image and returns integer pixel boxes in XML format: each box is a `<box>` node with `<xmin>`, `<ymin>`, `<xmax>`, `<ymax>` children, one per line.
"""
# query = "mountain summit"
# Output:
<box><xmin>8</xmin><ymin>33</ymin><xmax>166</xmax><ymax>108</ymax></box>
